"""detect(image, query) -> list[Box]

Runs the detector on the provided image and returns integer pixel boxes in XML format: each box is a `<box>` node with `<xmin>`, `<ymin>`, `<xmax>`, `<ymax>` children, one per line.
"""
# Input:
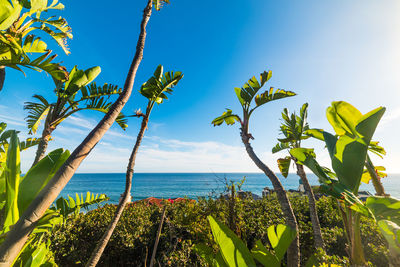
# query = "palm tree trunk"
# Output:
<box><xmin>0</xmin><ymin>1</ymin><xmax>153</xmax><ymax>265</ymax></box>
<box><xmin>295</xmin><ymin>162</ymin><xmax>324</xmax><ymax>249</ymax></box>
<box><xmin>0</xmin><ymin>67</ymin><xmax>5</xmax><ymax>91</ymax></box>
<box><xmin>86</xmin><ymin>114</ymin><xmax>149</xmax><ymax>267</ymax></box>
<box><xmin>366</xmin><ymin>155</ymin><xmax>386</xmax><ymax>196</ymax></box>
<box><xmin>31</xmin><ymin>127</ymin><xmax>53</xmax><ymax>167</ymax></box>
<box><xmin>241</xmin><ymin>132</ymin><xmax>300</xmax><ymax>267</ymax></box>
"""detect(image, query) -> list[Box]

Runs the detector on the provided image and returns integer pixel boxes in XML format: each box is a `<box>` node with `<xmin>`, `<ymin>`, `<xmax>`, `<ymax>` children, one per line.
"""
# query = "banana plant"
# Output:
<box><xmin>0</xmin><ymin>130</ymin><xmax>108</xmax><ymax>266</ymax></box>
<box><xmin>25</xmin><ymin>65</ymin><xmax>128</xmax><ymax>166</ymax></box>
<box><xmin>0</xmin><ymin>0</ymin><xmax>72</xmax><ymax>91</ymax></box>
<box><xmin>290</xmin><ymin>101</ymin><xmax>385</xmax><ymax>266</ymax></box>
<box><xmin>305</xmin><ymin>119</ymin><xmax>387</xmax><ymax>196</ymax></box>
<box><xmin>0</xmin><ymin>122</ymin><xmax>40</xmax><ymax>165</ymax></box>
<box><xmin>195</xmin><ymin>215</ymin><xmax>296</xmax><ymax>267</ymax></box>
<box><xmin>86</xmin><ymin>64</ymin><xmax>183</xmax><ymax>266</ymax></box>
<box><xmin>211</xmin><ymin>69</ymin><xmax>300</xmax><ymax>267</ymax></box>
<box><xmin>272</xmin><ymin>103</ymin><xmax>324</xmax><ymax>250</ymax></box>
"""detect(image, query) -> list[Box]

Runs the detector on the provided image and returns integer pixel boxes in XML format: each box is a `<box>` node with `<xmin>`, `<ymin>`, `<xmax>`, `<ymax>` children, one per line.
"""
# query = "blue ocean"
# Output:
<box><xmin>59</xmin><ymin>173</ymin><xmax>400</xmax><ymax>203</ymax></box>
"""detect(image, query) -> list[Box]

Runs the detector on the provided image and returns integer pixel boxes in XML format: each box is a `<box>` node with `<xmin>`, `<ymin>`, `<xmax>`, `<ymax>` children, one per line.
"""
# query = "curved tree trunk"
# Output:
<box><xmin>241</xmin><ymin>132</ymin><xmax>300</xmax><ymax>267</ymax></box>
<box><xmin>0</xmin><ymin>1</ymin><xmax>153</xmax><ymax>265</ymax></box>
<box><xmin>86</xmin><ymin>114</ymin><xmax>149</xmax><ymax>267</ymax></box>
<box><xmin>31</xmin><ymin>127</ymin><xmax>53</xmax><ymax>167</ymax></box>
<box><xmin>295</xmin><ymin>163</ymin><xmax>324</xmax><ymax>249</ymax></box>
<box><xmin>0</xmin><ymin>67</ymin><xmax>5</xmax><ymax>92</ymax></box>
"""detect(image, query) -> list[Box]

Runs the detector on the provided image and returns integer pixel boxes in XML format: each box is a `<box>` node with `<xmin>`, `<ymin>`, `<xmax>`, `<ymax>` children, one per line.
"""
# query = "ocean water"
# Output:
<box><xmin>59</xmin><ymin>173</ymin><xmax>400</xmax><ymax>203</ymax></box>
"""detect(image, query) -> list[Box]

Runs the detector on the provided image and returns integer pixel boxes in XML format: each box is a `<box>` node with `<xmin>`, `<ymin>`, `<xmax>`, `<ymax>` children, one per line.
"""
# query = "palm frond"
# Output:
<box><xmin>22</xmin><ymin>35</ymin><xmax>47</xmax><ymax>53</ymax></box>
<box><xmin>153</xmin><ymin>0</ymin><xmax>170</xmax><ymax>11</ymax></box>
<box><xmin>24</xmin><ymin>95</ymin><xmax>51</xmax><ymax>134</ymax></box>
<box><xmin>0</xmin><ymin>50</ymin><xmax>68</xmax><ymax>82</ymax></box>
<box><xmin>140</xmin><ymin>65</ymin><xmax>183</xmax><ymax>104</ymax></box>
<box><xmin>82</xmin><ymin>97</ymin><xmax>128</xmax><ymax>130</ymax></box>
<box><xmin>20</xmin><ymin>137</ymin><xmax>41</xmax><ymax>151</ymax></box>
<box><xmin>253</xmin><ymin>87</ymin><xmax>296</xmax><ymax>111</ymax></box>
<box><xmin>234</xmin><ymin>70</ymin><xmax>272</xmax><ymax>111</ymax></box>
<box><xmin>272</xmin><ymin>142</ymin><xmax>290</xmax><ymax>154</ymax></box>
<box><xmin>79</xmin><ymin>83</ymin><xmax>122</xmax><ymax>100</ymax></box>
<box><xmin>31</xmin><ymin>16</ymin><xmax>72</xmax><ymax>55</ymax></box>
<box><xmin>212</xmin><ymin>109</ymin><xmax>241</xmax><ymax>126</ymax></box>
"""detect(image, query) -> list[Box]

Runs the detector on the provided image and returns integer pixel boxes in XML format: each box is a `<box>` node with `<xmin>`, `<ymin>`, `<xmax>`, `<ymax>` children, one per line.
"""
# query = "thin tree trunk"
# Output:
<box><xmin>149</xmin><ymin>205</ymin><xmax>167</xmax><ymax>267</ymax></box>
<box><xmin>295</xmin><ymin>163</ymin><xmax>324</xmax><ymax>249</ymax></box>
<box><xmin>31</xmin><ymin>127</ymin><xmax>53</xmax><ymax>167</ymax></box>
<box><xmin>365</xmin><ymin>155</ymin><xmax>386</xmax><ymax>196</ymax></box>
<box><xmin>241</xmin><ymin>132</ymin><xmax>300</xmax><ymax>267</ymax></box>
<box><xmin>0</xmin><ymin>67</ymin><xmax>5</xmax><ymax>91</ymax></box>
<box><xmin>0</xmin><ymin>1</ymin><xmax>153</xmax><ymax>265</ymax></box>
<box><xmin>86</xmin><ymin>114</ymin><xmax>149</xmax><ymax>266</ymax></box>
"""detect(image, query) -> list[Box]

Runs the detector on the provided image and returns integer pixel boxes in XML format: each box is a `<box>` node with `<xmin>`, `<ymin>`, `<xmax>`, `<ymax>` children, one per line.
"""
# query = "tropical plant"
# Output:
<box><xmin>290</xmin><ymin>101</ymin><xmax>385</xmax><ymax>265</ymax></box>
<box><xmin>0</xmin><ymin>0</ymin><xmax>172</xmax><ymax>263</ymax></box>
<box><xmin>0</xmin><ymin>0</ymin><xmax>72</xmax><ymax>91</ymax></box>
<box><xmin>24</xmin><ymin>65</ymin><xmax>127</xmax><ymax>166</ymax></box>
<box><xmin>0</xmin><ymin>128</ymin><xmax>108</xmax><ymax>266</ymax></box>
<box><xmin>272</xmin><ymin>103</ymin><xmax>324</xmax><ymax>250</ymax></box>
<box><xmin>305</xmin><ymin>127</ymin><xmax>388</xmax><ymax>196</ymax></box>
<box><xmin>86</xmin><ymin>64</ymin><xmax>183</xmax><ymax>266</ymax></box>
<box><xmin>211</xmin><ymin>69</ymin><xmax>300</xmax><ymax>267</ymax></box>
<box><xmin>0</xmin><ymin>122</ymin><xmax>40</xmax><ymax>164</ymax></box>
<box><xmin>195</xmin><ymin>215</ymin><xmax>296</xmax><ymax>267</ymax></box>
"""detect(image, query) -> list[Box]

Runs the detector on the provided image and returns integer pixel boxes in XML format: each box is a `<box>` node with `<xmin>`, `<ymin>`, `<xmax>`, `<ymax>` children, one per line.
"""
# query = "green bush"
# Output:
<box><xmin>49</xmin><ymin>195</ymin><xmax>389</xmax><ymax>266</ymax></box>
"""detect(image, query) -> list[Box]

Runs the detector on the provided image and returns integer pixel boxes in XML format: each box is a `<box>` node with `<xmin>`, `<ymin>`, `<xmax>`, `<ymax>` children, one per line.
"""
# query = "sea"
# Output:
<box><xmin>59</xmin><ymin>173</ymin><xmax>400</xmax><ymax>203</ymax></box>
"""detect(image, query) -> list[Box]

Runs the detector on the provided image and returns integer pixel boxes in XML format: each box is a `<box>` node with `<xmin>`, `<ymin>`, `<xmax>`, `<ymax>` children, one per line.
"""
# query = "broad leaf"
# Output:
<box><xmin>251</xmin><ymin>240</ymin><xmax>279</xmax><ymax>267</ymax></box>
<box><xmin>18</xmin><ymin>148</ymin><xmax>70</xmax><ymax>214</ymax></box>
<box><xmin>212</xmin><ymin>109</ymin><xmax>240</xmax><ymax>126</ymax></box>
<box><xmin>267</xmin><ymin>224</ymin><xmax>296</xmax><ymax>261</ymax></box>
<box><xmin>277</xmin><ymin>157</ymin><xmax>291</xmax><ymax>178</ymax></box>
<box><xmin>208</xmin><ymin>215</ymin><xmax>256</xmax><ymax>267</ymax></box>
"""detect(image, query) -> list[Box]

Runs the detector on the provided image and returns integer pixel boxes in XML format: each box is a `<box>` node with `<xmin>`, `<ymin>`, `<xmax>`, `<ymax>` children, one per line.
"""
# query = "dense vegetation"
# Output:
<box><xmin>49</xmin><ymin>194</ymin><xmax>389</xmax><ymax>266</ymax></box>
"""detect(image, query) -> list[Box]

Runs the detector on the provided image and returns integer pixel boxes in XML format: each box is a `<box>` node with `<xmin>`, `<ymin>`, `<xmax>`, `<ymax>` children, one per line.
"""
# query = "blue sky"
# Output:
<box><xmin>1</xmin><ymin>0</ymin><xmax>400</xmax><ymax>173</ymax></box>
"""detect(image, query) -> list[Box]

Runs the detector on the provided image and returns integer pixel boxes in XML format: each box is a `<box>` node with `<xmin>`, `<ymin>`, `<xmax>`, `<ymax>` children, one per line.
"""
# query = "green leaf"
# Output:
<box><xmin>277</xmin><ymin>157</ymin><xmax>291</xmax><ymax>178</ymax></box>
<box><xmin>208</xmin><ymin>215</ymin><xmax>256</xmax><ymax>267</ymax></box>
<box><xmin>22</xmin><ymin>35</ymin><xmax>47</xmax><ymax>53</ymax></box>
<box><xmin>0</xmin><ymin>0</ymin><xmax>22</xmax><ymax>30</ymax></box>
<box><xmin>17</xmin><ymin>148</ymin><xmax>70</xmax><ymax>214</ymax></box>
<box><xmin>377</xmin><ymin>220</ymin><xmax>400</xmax><ymax>256</ymax></box>
<box><xmin>3</xmin><ymin>131</ymin><xmax>20</xmax><ymax>229</ymax></box>
<box><xmin>254</xmin><ymin>87</ymin><xmax>296</xmax><ymax>109</ymax></box>
<box><xmin>304</xmin><ymin>128</ymin><xmax>325</xmax><ymax>141</ymax></box>
<box><xmin>366</xmin><ymin>196</ymin><xmax>400</xmax><ymax>225</ymax></box>
<box><xmin>271</xmin><ymin>142</ymin><xmax>290</xmax><ymax>154</ymax></box>
<box><xmin>139</xmin><ymin>65</ymin><xmax>183</xmax><ymax>104</ymax></box>
<box><xmin>212</xmin><ymin>109</ymin><xmax>240</xmax><ymax>126</ymax></box>
<box><xmin>290</xmin><ymin>148</ymin><xmax>331</xmax><ymax>184</ymax></box>
<box><xmin>24</xmin><ymin>95</ymin><xmax>51</xmax><ymax>134</ymax></box>
<box><xmin>251</xmin><ymin>240</ymin><xmax>279</xmax><ymax>267</ymax></box>
<box><xmin>267</xmin><ymin>224</ymin><xmax>296</xmax><ymax>261</ymax></box>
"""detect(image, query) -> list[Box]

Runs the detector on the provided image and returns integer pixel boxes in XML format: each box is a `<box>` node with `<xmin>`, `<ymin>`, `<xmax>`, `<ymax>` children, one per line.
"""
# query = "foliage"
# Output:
<box><xmin>212</xmin><ymin>69</ymin><xmax>296</xmax><ymax>134</ymax></box>
<box><xmin>49</xmin><ymin>195</ymin><xmax>389</xmax><ymax>266</ymax></box>
<box><xmin>24</xmin><ymin>65</ymin><xmax>127</xmax><ymax>135</ymax></box>
<box><xmin>0</xmin><ymin>129</ymin><xmax>108</xmax><ymax>266</ymax></box>
<box><xmin>0</xmin><ymin>0</ymin><xmax>72</xmax><ymax>90</ymax></box>
<box><xmin>272</xmin><ymin>103</ymin><xmax>310</xmax><ymax>177</ymax></box>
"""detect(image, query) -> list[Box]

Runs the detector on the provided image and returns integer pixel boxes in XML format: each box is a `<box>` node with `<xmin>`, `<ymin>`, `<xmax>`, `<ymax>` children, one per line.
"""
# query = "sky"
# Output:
<box><xmin>1</xmin><ymin>0</ymin><xmax>400</xmax><ymax>173</ymax></box>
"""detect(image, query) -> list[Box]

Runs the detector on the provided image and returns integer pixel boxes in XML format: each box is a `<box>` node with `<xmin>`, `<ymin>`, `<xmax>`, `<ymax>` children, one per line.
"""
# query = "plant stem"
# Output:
<box><xmin>149</xmin><ymin>205</ymin><xmax>167</xmax><ymax>267</ymax></box>
<box><xmin>241</xmin><ymin>130</ymin><xmax>300</xmax><ymax>267</ymax></box>
<box><xmin>0</xmin><ymin>0</ymin><xmax>153</xmax><ymax>265</ymax></box>
<box><xmin>86</xmin><ymin>110</ymin><xmax>150</xmax><ymax>266</ymax></box>
<box><xmin>295</xmin><ymin>163</ymin><xmax>324</xmax><ymax>249</ymax></box>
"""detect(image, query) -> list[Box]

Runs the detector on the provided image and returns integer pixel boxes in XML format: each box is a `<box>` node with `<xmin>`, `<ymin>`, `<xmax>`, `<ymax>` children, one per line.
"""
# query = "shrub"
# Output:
<box><xmin>50</xmin><ymin>195</ymin><xmax>389</xmax><ymax>266</ymax></box>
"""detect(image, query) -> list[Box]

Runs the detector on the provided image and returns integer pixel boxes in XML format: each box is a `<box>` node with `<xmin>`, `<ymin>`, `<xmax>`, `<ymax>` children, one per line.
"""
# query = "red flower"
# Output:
<box><xmin>168</xmin><ymin>198</ymin><xmax>174</xmax><ymax>204</ymax></box>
